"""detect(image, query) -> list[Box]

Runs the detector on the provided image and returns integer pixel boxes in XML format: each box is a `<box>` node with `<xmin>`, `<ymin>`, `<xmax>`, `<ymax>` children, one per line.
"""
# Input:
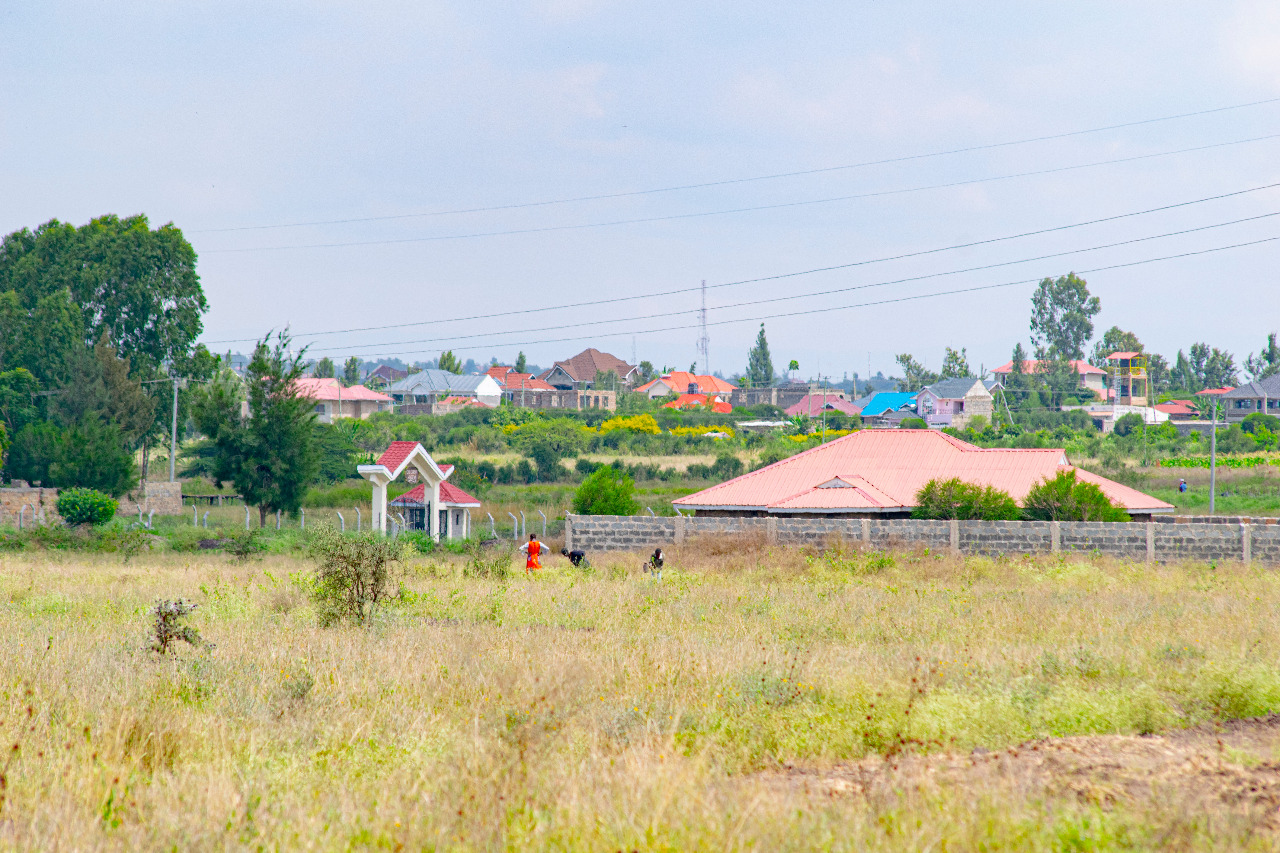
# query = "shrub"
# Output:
<box><xmin>1112</xmin><ymin>412</ymin><xmax>1145</xmax><ymax>437</ymax></box>
<box><xmin>463</xmin><ymin>539</ymin><xmax>513</xmax><ymax>579</ymax></box>
<box><xmin>150</xmin><ymin>599</ymin><xmax>208</xmax><ymax>655</ymax></box>
<box><xmin>599</xmin><ymin>414</ymin><xmax>660</xmax><ymax>435</ymax></box>
<box><xmin>306</xmin><ymin>523</ymin><xmax>405</xmax><ymax>626</ymax></box>
<box><xmin>1022</xmin><ymin>470</ymin><xmax>1130</xmax><ymax>522</ymax></box>
<box><xmin>899</xmin><ymin>417</ymin><xmax>928</xmax><ymax>429</ymax></box>
<box><xmin>572</xmin><ymin>465</ymin><xmax>639</xmax><ymax>515</ymax></box>
<box><xmin>912</xmin><ymin>478</ymin><xmax>1021</xmax><ymax>520</ymax></box>
<box><xmin>56</xmin><ymin>487</ymin><xmax>118</xmax><ymax>526</ymax></box>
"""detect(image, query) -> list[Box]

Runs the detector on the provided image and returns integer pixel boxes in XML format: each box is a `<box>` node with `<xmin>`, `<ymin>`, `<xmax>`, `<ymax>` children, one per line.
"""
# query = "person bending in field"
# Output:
<box><xmin>643</xmin><ymin>548</ymin><xmax>664</xmax><ymax>578</ymax></box>
<box><xmin>519</xmin><ymin>533</ymin><xmax>545</xmax><ymax>574</ymax></box>
<box><xmin>561</xmin><ymin>547</ymin><xmax>588</xmax><ymax>568</ymax></box>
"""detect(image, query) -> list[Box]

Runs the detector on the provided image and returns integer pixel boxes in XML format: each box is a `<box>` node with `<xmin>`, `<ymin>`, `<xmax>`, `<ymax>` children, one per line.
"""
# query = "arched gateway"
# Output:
<box><xmin>357</xmin><ymin>441</ymin><xmax>481</xmax><ymax>538</ymax></box>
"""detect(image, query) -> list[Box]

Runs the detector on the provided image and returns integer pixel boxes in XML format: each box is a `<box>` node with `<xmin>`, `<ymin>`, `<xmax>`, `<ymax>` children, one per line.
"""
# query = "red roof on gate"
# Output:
<box><xmin>673</xmin><ymin>429</ymin><xmax>1171</xmax><ymax>514</ymax></box>
<box><xmin>389</xmin><ymin>482</ymin><xmax>480</xmax><ymax>507</ymax></box>
<box><xmin>376</xmin><ymin>441</ymin><xmax>419</xmax><ymax>472</ymax></box>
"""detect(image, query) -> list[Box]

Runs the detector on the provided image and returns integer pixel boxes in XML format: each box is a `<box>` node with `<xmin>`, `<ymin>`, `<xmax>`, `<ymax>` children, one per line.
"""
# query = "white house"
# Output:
<box><xmin>388</xmin><ymin>370</ymin><xmax>503</xmax><ymax>408</ymax></box>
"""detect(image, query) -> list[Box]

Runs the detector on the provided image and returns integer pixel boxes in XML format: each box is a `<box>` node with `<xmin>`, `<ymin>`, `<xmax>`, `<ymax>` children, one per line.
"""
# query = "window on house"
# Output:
<box><xmin>314</xmin><ymin>404</ymin><xmax>326</xmax><ymax>414</ymax></box>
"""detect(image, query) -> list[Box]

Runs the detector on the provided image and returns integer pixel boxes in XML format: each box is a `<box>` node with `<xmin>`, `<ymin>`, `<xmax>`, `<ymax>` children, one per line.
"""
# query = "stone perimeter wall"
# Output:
<box><xmin>0</xmin><ymin>482</ymin><xmax>184</xmax><ymax>526</ymax></box>
<box><xmin>565</xmin><ymin>514</ymin><xmax>1280</xmax><ymax>565</ymax></box>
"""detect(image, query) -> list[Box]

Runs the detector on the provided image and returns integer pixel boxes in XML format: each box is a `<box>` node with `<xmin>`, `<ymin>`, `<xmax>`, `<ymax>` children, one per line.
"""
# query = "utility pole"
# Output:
<box><xmin>1209</xmin><ymin>400</ymin><xmax>1218</xmax><ymax>515</ymax></box>
<box><xmin>169</xmin><ymin>375</ymin><xmax>179</xmax><ymax>482</ymax></box>
<box><xmin>696</xmin><ymin>280</ymin><xmax>709</xmax><ymax>377</ymax></box>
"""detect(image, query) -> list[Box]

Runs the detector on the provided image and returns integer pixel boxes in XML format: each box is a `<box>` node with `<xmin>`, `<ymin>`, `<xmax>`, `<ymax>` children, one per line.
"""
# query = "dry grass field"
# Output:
<box><xmin>4</xmin><ymin>537</ymin><xmax>1280</xmax><ymax>849</ymax></box>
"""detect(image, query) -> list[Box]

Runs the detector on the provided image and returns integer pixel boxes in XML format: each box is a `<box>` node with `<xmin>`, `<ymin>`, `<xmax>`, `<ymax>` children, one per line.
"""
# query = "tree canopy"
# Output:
<box><xmin>938</xmin><ymin>347</ymin><xmax>972</xmax><ymax>379</ymax></box>
<box><xmin>1029</xmin><ymin>273</ymin><xmax>1100</xmax><ymax>361</ymax></box>
<box><xmin>745</xmin><ymin>324</ymin><xmax>774</xmax><ymax>388</ymax></box>
<box><xmin>894</xmin><ymin>353</ymin><xmax>937</xmax><ymax>392</ymax></box>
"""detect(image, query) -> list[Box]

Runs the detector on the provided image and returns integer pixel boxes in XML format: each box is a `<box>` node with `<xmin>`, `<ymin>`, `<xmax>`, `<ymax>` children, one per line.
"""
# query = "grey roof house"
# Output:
<box><xmin>388</xmin><ymin>370</ymin><xmax>504</xmax><ymax>408</ymax></box>
<box><xmin>1219</xmin><ymin>375</ymin><xmax>1280</xmax><ymax>422</ymax></box>
<box><xmin>915</xmin><ymin>378</ymin><xmax>994</xmax><ymax>429</ymax></box>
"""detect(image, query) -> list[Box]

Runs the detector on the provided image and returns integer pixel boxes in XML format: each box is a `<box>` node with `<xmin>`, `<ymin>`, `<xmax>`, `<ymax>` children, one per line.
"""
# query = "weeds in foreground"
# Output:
<box><xmin>307</xmin><ymin>523</ymin><xmax>404</xmax><ymax>626</ymax></box>
<box><xmin>464</xmin><ymin>539</ymin><xmax>514</xmax><ymax>580</ymax></box>
<box><xmin>149</xmin><ymin>600</ymin><xmax>209</xmax><ymax>655</ymax></box>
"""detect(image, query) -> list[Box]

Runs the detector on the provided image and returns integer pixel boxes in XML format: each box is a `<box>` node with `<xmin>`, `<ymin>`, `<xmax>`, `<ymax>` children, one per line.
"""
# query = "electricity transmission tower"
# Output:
<box><xmin>696</xmin><ymin>280</ymin><xmax>710</xmax><ymax>374</ymax></box>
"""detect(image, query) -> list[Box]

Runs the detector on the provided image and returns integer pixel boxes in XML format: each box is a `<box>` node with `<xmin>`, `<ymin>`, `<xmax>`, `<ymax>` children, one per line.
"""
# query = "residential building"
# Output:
<box><xmin>365</xmin><ymin>364</ymin><xmax>408</xmax><ymax>387</ymax></box>
<box><xmin>990</xmin><ymin>359</ymin><xmax>1108</xmax><ymax>397</ymax></box>
<box><xmin>729</xmin><ymin>382</ymin><xmax>810</xmax><ymax>411</ymax></box>
<box><xmin>1105</xmin><ymin>352</ymin><xmax>1150</xmax><ymax>406</ymax></box>
<box><xmin>388</xmin><ymin>369</ymin><xmax>504</xmax><ymax>412</ymax></box>
<box><xmin>539</xmin><ymin>348</ymin><xmax>638</xmax><ymax>390</ymax></box>
<box><xmin>1153</xmin><ymin>400</ymin><xmax>1198</xmax><ymax>421</ymax></box>
<box><xmin>856</xmin><ymin>392</ymin><xmax>919</xmax><ymax>427</ymax></box>
<box><xmin>664</xmin><ymin>393</ymin><xmax>732</xmax><ymax>414</ymax></box>
<box><xmin>358</xmin><ymin>441</ymin><xmax>479</xmax><ymax>539</ymax></box>
<box><xmin>915</xmin><ymin>378</ymin><xmax>994</xmax><ymax>429</ymax></box>
<box><xmin>1219</xmin><ymin>375</ymin><xmax>1280</xmax><ymax>422</ymax></box>
<box><xmin>293</xmin><ymin>378</ymin><xmax>392</xmax><ymax>423</ymax></box>
<box><xmin>784</xmin><ymin>393</ymin><xmax>861</xmax><ymax>418</ymax></box>
<box><xmin>636</xmin><ymin>371</ymin><xmax>736</xmax><ymax>400</ymax></box>
<box><xmin>487</xmin><ymin>365</ymin><xmax>618</xmax><ymax>411</ymax></box>
<box><xmin>672</xmin><ymin>430</ymin><xmax>1172</xmax><ymax>519</ymax></box>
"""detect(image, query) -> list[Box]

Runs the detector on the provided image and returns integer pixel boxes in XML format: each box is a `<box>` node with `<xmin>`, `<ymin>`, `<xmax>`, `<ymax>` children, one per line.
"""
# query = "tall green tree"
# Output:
<box><xmin>1088</xmin><ymin>326</ymin><xmax>1143</xmax><ymax>367</ymax></box>
<box><xmin>745</xmin><ymin>324</ymin><xmax>775</xmax><ymax>388</ymax></box>
<box><xmin>1029</xmin><ymin>273</ymin><xmax>1100</xmax><ymax>361</ymax></box>
<box><xmin>312</xmin><ymin>357</ymin><xmax>335</xmax><ymax>378</ymax></box>
<box><xmin>894</xmin><ymin>353</ymin><xmax>938</xmax><ymax>392</ymax></box>
<box><xmin>342</xmin><ymin>357</ymin><xmax>361</xmax><ymax>386</ymax></box>
<box><xmin>1245</xmin><ymin>332</ymin><xmax>1280</xmax><ymax>381</ymax></box>
<box><xmin>514</xmin><ymin>352</ymin><xmax>527</xmax><ymax>374</ymax></box>
<box><xmin>192</xmin><ymin>331</ymin><xmax>319</xmax><ymax>526</ymax></box>
<box><xmin>938</xmin><ymin>347</ymin><xmax>972</xmax><ymax>379</ymax></box>
<box><xmin>437</xmin><ymin>350</ymin><xmax>463</xmax><ymax>374</ymax></box>
<box><xmin>0</xmin><ymin>214</ymin><xmax>206</xmax><ymax>371</ymax></box>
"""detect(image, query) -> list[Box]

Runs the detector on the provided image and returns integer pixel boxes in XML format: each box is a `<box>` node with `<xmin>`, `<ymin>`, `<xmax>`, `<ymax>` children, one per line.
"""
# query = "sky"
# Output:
<box><xmin>3</xmin><ymin>1</ymin><xmax>1280</xmax><ymax>381</ymax></box>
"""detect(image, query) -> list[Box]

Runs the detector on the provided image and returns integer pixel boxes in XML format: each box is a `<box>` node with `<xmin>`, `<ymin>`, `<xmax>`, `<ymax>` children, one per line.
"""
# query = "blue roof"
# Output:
<box><xmin>858</xmin><ymin>392</ymin><xmax>918</xmax><ymax>417</ymax></box>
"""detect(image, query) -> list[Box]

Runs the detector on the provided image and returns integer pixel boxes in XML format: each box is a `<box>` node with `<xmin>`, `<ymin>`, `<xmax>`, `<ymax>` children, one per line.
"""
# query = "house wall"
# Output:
<box><xmin>563</xmin><ymin>514</ymin><xmax>1278</xmax><ymax>564</ymax></box>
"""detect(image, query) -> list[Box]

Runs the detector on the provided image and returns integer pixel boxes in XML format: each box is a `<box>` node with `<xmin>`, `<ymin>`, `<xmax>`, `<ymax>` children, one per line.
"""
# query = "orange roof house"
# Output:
<box><xmin>664</xmin><ymin>393</ymin><xmax>732</xmax><ymax>414</ymax></box>
<box><xmin>673</xmin><ymin>430</ymin><xmax>1171</xmax><ymax>518</ymax></box>
<box><xmin>991</xmin><ymin>359</ymin><xmax>1108</xmax><ymax>396</ymax></box>
<box><xmin>636</xmin><ymin>371</ymin><xmax>736</xmax><ymax>399</ymax></box>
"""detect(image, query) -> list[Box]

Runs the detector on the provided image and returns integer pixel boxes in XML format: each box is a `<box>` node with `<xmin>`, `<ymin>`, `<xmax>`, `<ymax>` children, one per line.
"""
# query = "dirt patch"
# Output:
<box><xmin>772</xmin><ymin>715</ymin><xmax>1280</xmax><ymax>830</ymax></box>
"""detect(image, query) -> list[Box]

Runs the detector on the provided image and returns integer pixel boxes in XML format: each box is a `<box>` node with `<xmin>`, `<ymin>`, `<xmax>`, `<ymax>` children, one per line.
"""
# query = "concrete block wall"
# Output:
<box><xmin>0</xmin><ymin>481</ymin><xmax>185</xmax><ymax>526</ymax></box>
<box><xmin>565</xmin><ymin>514</ymin><xmax>1280</xmax><ymax>565</ymax></box>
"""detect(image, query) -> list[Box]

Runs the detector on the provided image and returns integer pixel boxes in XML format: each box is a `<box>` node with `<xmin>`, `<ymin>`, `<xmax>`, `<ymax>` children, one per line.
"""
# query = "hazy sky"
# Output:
<box><xmin>4</xmin><ymin>2</ymin><xmax>1280</xmax><ymax>379</ymax></box>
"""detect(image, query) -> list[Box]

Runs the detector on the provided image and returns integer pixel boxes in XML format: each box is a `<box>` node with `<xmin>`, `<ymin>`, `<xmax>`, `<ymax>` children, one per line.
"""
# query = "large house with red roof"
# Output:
<box><xmin>294</xmin><ymin>378</ymin><xmax>392</xmax><ymax>423</ymax></box>
<box><xmin>358</xmin><ymin>441</ymin><xmax>481</xmax><ymax>538</ymax></box>
<box><xmin>991</xmin><ymin>359</ymin><xmax>1108</xmax><ymax>397</ymax></box>
<box><xmin>673</xmin><ymin>430</ymin><xmax>1171</xmax><ymax>520</ymax></box>
<box><xmin>636</xmin><ymin>371</ymin><xmax>736</xmax><ymax>400</ymax></box>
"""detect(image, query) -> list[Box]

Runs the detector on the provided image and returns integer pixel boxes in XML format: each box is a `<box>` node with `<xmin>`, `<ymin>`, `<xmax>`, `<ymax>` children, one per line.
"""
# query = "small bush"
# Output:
<box><xmin>1112</xmin><ymin>412</ymin><xmax>1145</xmax><ymax>437</ymax></box>
<box><xmin>150</xmin><ymin>599</ymin><xmax>208</xmax><ymax>655</ymax></box>
<box><xmin>1022</xmin><ymin>470</ymin><xmax>1130</xmax><ymax>522</ymax></box>
<box><xmin>913</xmin><ymin>478</ymin><xmax>1021</xmax><ymax>520</ymax></box>
<box><xmin>463</xmin><ymin>539</ymin><xmax>513</xmax><ymax>579</ymax></box>
<box><xmin>572</xmin><ymin>466</ymin><xmax>639</xmax><ymax>515</ymax></box>
<box><xmin>224</xmin><ymin>529</ymin><xmax>264</xmax><ymax>562</ymax></box>
<box><xmin>56</xmin><ymin>487</ymin><xmax>117</xmax><ymax>526</ymax></box>
<box><xmin>307</xmin><ymin>523</ymin><xmax>405</xmax><ymax>626</ymax></box>
<box><xmin>899</xmin><ymin>417</ymin><xmax>928</xmax><ymax>429</ymax></box>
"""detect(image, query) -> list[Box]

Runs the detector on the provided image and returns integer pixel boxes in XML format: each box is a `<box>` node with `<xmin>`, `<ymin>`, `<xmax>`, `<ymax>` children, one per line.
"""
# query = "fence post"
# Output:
<box><xmin>245</xmin><ymin>506</ymin><xmax>250</xmax><ymax>530</ymax></box>
<box><xmin>564</xmin><ymin>514</ymin><xmax>573</xmax><ymax>552</ymax></box>
<box><xmin>1051</xmin><ymin>521</ymin><xmax>1061</xmax><ymax>555</ymax></box>
<box><xmin>355</xmin><ymin>507</ymin><xmax>362</xmax><ymax>532</ymax></box>
<box><xmin>1243</xmin><ymin>522</ymin><xmax>1252</xmax><ymax>566</ymax></box>
<box><xmin>138</xmin><ymin>506</ymin><xmax>143</xmax><ymax>526</ymax></box>
<box><xmin>276</xmin><ymin>510</ymin><xmax>281</xmax><ymax>530</ymax></box>
<box><xmin>18</xmin><ymin>505</ymin><xmax>26</xmax><ymax>530</ymax></box>
<box><xmin>202</xmin><ymin>511</ymin><xmax>209</xmax><ymax>528</ymax></box>
<box><xmin>766</xmin><ymin>516</ymin><xmax>778</xmax><ymax>545</ymax></box>
<box><xmin>520</xmin><ymin>511</ymin><xmax>526</xmax><ymax>538</ymax></box>
<box><xmin>674</xmin><ymin>514</ymin><xmax>685</xmax><ymax>546</ymax></box>
<box><xmin>538</xmin><ymin>510</ymin><xmax>546</xmax><ymax>537</ymax></box>
<box><xmin>337</xmin><ymin>511</ymin><xmax>345</xmax><ymax>532</ymax></box>
<box><xmin>1145</xmin><ymin>521</ymin><xmax>1155</xmax><ymax>565</ymax></box>
<box><xmin>300</xmin><ymin>508</ymin><xmax>305</xmax><ymax>529</ymax></box>
<box><xmin>508</xmin><ymin>513</ymin><xmax>518</xmax><ymax>540</ymax></box>
<box><xmin>193</xmin><ymin>505</ymin><xmax>198</xmax><ymax>527</ymax></box>
<box><xmin>646</xmin><ymin>507</ymin><xmax>656</xmax><ymax>517</ymax></box>
<box><xmin>488</xmin><ymin>512</ymin><xmax>496</xmax><ymax>538</ymax></box>
<box><xmin>148</xmin><ymin>509</ymin><xmax>155</xmax><ymax>529</ymax></box>
<box><xmin>949</xmin><ymin>519</ymin><xmax>960</xmax><ymax>556</ymax></box>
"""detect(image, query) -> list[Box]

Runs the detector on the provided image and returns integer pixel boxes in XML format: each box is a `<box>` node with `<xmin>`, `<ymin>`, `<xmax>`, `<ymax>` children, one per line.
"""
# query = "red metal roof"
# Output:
<box><xmin>1154</xmin><ymin>401</ymin><xmax>1196</xmax><ymax>416</ymax></box>
<box><xmin>1107</xmin><ymin>351</ymin><xmax>1141</xmax><ymax>360</ymax></box>
<box><xmin>673</xmin><ymin>429</ymin><xmax>1171</xmax><ymax>513</ymax></box>
<box><xmin>784</xmin><ymin>394</ymin><xmax>861</xmax><ymax>417</ymax></box>
<box><xmin>637</xmin><ymin>372</ymin><xmax>736</xmax><ymax>396</ymax></box>
<box><xmin>390</xmin><ymin>482</ymin><xmax>480</xmax><ymax>507</ymax></box>
<box><xmin>1194</xmin><ymin>387</ymin><xmax>1234</xmax><ymax>396</ymax></box>
<box><xmin>376</xmin><ymin>441</ymin><xmax>420</xmax><ymax>472</ymax></box>
<box><xmin>991</xmin><ymin>359</ymin><xmax>1106</xmax><ymax>376</ymax></box>
<box><xmin>294</xmin><ymin>377</ymin><xmax>392</xmax><ymax>402</ymax></box>
<box><xmin>664</xmin><ymin>393</ymin><xmax>732</xmax><ymax>414</ymax></box>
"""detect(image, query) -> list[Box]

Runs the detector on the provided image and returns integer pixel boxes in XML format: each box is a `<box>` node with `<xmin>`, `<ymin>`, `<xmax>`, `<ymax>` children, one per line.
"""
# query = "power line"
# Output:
<box><xmin>304</xmin><ymin>210</ymin><xmax>1279</xmax><ymax>354</ymax></box>
<box><xmin>324</xmin><ymin>234</ymin><xmax>1280</xmax><ymax>359</ymax></box>
<box><xmin>194</xmin><ymin>95</ymin><xmax>1280</xmax><ymax>233</ymax></box>
<box><xmin>203</xmin><ymin>132</ymin><xmax>1280</xmax><ymax>253</ymax></box>
<box><xmin>201</xmin><ymin>179</ymin><xmax>1280</xmax><ymax>345</ymax></box>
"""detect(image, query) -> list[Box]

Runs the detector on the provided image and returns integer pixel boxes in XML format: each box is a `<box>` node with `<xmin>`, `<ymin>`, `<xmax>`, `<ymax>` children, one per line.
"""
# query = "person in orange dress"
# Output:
<box><xmin>519</xmin><ymin>533</ymin><xmax>544</xmax><ymax>574</ymax></box>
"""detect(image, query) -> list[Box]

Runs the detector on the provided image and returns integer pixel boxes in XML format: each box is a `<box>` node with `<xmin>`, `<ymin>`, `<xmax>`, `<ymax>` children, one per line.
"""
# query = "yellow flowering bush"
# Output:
<box><xmin>599</xmin><ymin>414</ymin><xmax>661</xmax><ymax>434</ymax></box>
<box><xmin>670</xmin><ymin>424</ymin><xmax>735</xmax><ymax>439</ymax></box>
